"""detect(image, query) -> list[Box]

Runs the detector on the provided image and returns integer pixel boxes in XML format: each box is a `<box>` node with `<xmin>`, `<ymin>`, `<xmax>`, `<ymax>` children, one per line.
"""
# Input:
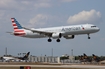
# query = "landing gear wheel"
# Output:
<box><xmin>48</xmin><ymin>39</ymin><xmax>52</xmax><ymax>42</ymax></box>
<box><xmin>88</xmin><ymin>37</ymin><xmax>90</xmax><ymax>39</ymax></box>
<box><xmin>56</xmin><ymin>39</ymin><xmax>60</xmax><ymax>42</ymax></box>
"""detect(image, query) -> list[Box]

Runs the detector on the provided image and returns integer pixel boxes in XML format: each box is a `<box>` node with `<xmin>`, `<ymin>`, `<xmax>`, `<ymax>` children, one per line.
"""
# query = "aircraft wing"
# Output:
<box><xmin>23</xmin><ymin>27</ymin><xmax>53</xmax><ymax>36</ymax></box>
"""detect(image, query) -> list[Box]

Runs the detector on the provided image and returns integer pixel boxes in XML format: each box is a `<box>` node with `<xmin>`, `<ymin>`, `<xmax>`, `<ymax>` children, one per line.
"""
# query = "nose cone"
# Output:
<box><xmin>96</xmin><ymin>27</ymin><xmax>100</xmax><ymax>32</ymax></box>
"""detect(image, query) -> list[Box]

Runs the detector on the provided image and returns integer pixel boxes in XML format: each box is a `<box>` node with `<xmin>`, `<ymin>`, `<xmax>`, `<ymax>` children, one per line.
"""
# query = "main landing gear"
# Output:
<box><xmin>88</xmin><ymin>34</ymin><xmax>90</xmax><ymax>39</ymax></box>
<box><xmin>47</xmin><ymin>38</ymin><xmax>60</xmax><ymax>42</ymax></box>
<box><xmin>48</xmin><ymin>38</ymin><xmax>52</xmax><ymax>42</ymax></box>
<box><xmin>56</xmin><ymin>39</ymin><xmax>60</xmax><ymax>42</ymax></box>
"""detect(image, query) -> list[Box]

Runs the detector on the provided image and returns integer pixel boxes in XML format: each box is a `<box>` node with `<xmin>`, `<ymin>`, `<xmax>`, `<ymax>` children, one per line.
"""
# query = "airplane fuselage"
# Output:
<box><xmin>23</xmin><ymin>24</ymin><xmax>99</xmax><ymax>38</ymax></box>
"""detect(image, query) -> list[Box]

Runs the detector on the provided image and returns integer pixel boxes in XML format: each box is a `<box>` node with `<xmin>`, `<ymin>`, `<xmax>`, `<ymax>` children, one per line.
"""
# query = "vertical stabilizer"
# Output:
<box><xmin>23</xmin><ymin>52</ymin><xmax>30</xmax><ymax>60</ymax></box>
<box><xmin>11</xmin><ymin>18</ymin><xmax>25</xmax><ymax>36</ymax></box>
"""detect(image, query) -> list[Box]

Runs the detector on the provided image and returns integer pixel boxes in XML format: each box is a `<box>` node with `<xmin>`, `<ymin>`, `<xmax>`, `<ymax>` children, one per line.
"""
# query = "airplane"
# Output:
<box><xmin>92</xmin><ymin>54</ymin><xmax>100</xmax><ymax>62</ymax></box>
<box><xmin>8</xmin><ymin>18</ymin><xmax>100</xmax><ymax>42</ymax></box>
<box><xmin>1</xmin><ymin>52</ymin><xmax>30</xmax><ymax>62</ymax></box>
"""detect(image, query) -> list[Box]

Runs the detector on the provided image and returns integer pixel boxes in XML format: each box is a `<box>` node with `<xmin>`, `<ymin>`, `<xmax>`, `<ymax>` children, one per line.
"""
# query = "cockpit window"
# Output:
<box><xmin>91</xmin><ymin>26</ymin><xmax>96</xmax><ymax>28</ymax></box>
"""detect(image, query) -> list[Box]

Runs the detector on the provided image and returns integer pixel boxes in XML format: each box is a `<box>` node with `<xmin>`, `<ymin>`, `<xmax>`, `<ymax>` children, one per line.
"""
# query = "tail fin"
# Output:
<box><xmin>18</xmin><ymin>52</ymin><xmax>30</xmax><ymax>60</ymax></box>
<box><xmin>83</xmin><ymin>53</ymin><xmax>87</xmax><ymax>56</ymax></box>
<box><xmin>11</xmin><ymin>18</ymin><xmax>23</xmax><ymax>31</ymax></box>
<box><xmin>92</xmin><ymin>54</ymin><xmax>95</xmax><ymax>57</ymax></box>
<box><xmin>83</xmin><ymin>53</ymin><xmax>88</xmax><ymax>59</ymax></box>
<box><xmin>23</xmin><ymin>52</ymin><xmax>30</xmax><ymax>59</ymax></box>
<box><xmin>11</xmin><ymin>18</ymin><xmax>25</xmax><ymax>36</ymax></box>
<box><xmin>92</xmin><ymin>54</ymin><xmax>97</xmax><ymax>59</ymax></box>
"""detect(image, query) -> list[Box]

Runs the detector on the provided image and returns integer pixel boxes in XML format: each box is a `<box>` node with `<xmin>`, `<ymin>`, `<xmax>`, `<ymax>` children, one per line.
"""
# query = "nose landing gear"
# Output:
<box><xmin>88</xmin><ymin>34</ymin><xmax>90</xmax><ymax>39</ymax></box>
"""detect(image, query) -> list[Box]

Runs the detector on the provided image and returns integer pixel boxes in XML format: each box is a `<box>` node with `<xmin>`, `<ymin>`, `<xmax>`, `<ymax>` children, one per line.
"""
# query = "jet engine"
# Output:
<box><xmin>63</xmin><ymin>35</ymin><xmax>75</xmax><ymax>39</ymax></box>
<box><xmin>52</xmin><ymin>33</ymin><xmax>62</xmax><ymax>39</ymax></box>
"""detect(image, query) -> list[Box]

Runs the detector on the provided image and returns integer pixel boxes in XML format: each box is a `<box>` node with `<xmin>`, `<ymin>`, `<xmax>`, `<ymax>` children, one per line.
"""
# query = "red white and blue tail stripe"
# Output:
<box><xmin>11</xmin><ymin>18</ymin><xmax>25</xmax><ymax>36</ymax></box>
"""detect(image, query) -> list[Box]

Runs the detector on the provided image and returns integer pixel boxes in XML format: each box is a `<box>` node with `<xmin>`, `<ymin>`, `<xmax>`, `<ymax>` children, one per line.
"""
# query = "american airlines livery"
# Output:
<box><xmin>8</xmin><ymin>18</ymin><xmax>100</xmax><ymax>42</ymax></box>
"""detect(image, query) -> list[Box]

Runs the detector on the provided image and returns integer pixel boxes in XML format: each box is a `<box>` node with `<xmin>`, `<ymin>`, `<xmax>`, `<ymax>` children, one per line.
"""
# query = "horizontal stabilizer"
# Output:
<box><xmin>6</xmin><ymin>32</ymin><xmax>13</xmax><ymax>35</ymax></box>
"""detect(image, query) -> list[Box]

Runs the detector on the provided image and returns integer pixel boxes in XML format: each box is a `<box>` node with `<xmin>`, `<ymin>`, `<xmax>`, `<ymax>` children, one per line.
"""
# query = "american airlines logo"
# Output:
<box><xmin>62</xmin><ymin>27</ymin><xmax>81</xmax><ymax>31</ymax></box>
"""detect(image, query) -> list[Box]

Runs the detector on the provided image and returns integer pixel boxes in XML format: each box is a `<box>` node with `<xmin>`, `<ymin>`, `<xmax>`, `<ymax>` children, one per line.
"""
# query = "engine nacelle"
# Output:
<box><xmin>63</xmin><ymin>35</ymin><xmax>75</xmax><ymax>39</ymax></box>
<box><xmin>52</xmin><ymin>33</ymin><xmax>62</xmax><ymax>39</ymax></box>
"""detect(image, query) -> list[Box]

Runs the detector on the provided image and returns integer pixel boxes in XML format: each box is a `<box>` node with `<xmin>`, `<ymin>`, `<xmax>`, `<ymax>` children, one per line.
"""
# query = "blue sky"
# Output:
<box><xmin>0</xmin><ymin>0</ymin><xmax>105</xmax><ymax>57</ymax></box>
